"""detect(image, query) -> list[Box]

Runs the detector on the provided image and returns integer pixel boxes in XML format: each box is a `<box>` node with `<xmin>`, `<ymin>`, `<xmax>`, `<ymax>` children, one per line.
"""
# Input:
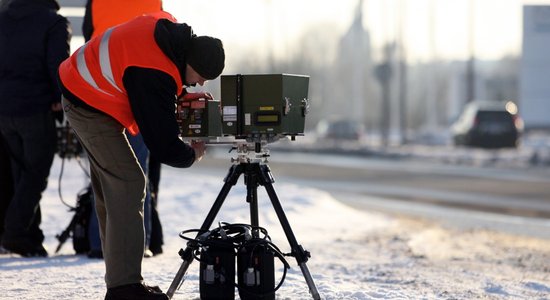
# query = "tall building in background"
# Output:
<box><xmin>521</xmin><ymin>5</ymin><xmax>550</xmax><ymax>129</ymax></box>
<box><xmin>334</xmin><ymin>0</ymin><xmax>375</xmax><ymax>126</ymax></box>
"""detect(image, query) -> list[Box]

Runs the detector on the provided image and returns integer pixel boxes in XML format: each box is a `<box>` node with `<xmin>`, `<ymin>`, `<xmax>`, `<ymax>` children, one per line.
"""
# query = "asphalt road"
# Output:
<box><xmin>198</xmin><ymin>149</ymin><xmax>550</xmax><ymax>219</ymax></box>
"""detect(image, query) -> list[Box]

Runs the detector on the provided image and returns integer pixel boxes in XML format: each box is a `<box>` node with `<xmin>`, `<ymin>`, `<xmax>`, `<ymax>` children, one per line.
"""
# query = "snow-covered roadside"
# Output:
<box><xmin>1</xmin><ymin>157</ymin><xmax>549</xmax><ymax>299</ymax></box>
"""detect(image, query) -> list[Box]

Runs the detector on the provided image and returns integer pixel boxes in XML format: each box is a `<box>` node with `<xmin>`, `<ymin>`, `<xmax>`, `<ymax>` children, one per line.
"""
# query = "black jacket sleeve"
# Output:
<box><xmin>82</xmin><ymin>0</ymin><xmax>93</xmax><ymax>41</ymax></box>
<box><xmin>123</xmin><ymin>67</ymin><xmax>196</xmax><ymax>168</ymax></box>
<box><xmin>47</xmin><ymin>16</ymin><xmax>71</xmax><ymax>105</ymax></box>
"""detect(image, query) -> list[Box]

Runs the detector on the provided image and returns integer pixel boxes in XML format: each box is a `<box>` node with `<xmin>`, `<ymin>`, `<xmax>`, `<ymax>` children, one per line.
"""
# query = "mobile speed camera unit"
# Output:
<box><xmin>176</xmin><ymin>73</ymin><xmax>310</xmax><ymax>143</ymax></box>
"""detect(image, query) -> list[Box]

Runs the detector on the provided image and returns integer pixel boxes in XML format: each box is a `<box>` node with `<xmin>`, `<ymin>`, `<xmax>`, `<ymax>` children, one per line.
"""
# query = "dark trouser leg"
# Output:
<box><xmin>147</xmin><ymin>155</ymin><xmax>163</xmax><ymax>253</ymax></box>
<box><xmin>87</xmin><ymin>183</ymin><xmax>103</xmax><ymax>255</ymax></box>
<box><xmin>0</xmin><ymin>112</ymin><xmax>55</xmax><ymax>246</ymax></box>
<box><xmin>0</xmin><ymin>134</ymin><xmax>14</xmax><ymax>239</ymax></box>
<box><xmin>63</xmin><ymin>98</ymin><xmax>146</xmax><ymax>288</ymax></box>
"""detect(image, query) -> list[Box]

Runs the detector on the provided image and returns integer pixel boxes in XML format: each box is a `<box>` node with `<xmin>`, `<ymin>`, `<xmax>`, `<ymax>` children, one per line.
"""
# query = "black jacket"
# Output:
<box><xmin>60</xmin><ymin>20</ymin><xmax>196</xmax><ymax>168</ymax></box>
<box><xmin>0</xmin><ymin>0</ymin><xmax>70</xmax><ymax>116</ymax></box>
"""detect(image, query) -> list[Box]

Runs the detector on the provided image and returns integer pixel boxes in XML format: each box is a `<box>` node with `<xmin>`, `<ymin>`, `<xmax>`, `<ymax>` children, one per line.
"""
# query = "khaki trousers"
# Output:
<box><xmin>62</xmin><ymin>97</ymin><xmax>146</xmax><ymax>288</ymax></box>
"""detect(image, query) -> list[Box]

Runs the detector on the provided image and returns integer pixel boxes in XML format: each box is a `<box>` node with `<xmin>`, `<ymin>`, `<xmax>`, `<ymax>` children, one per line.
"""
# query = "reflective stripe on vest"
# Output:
<box><xmin>76</xmin><ymin>28</ymin><xmax>122</xmax><ymax>96</ymax></box>
<box><xmin>76</xmin><ymin>44</ymin><xmax>100</xmax><ymax>91</ymax></box>
<box><xmin>99</xmin><ymin>28</ymin><xmax>123</xmax><ymax>93</ymax></box>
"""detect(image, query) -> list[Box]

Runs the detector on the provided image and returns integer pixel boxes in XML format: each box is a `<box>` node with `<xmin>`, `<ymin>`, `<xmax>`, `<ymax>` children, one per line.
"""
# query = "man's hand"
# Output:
<box><xmin>191</xmin><ymin>140</ymin><xmax>206</xmax><ymax>162</ymax></box>
<box><xmin>181</xmin><ymin>92</ymin><xmax>213</xmax><ymax>101</ymax></box>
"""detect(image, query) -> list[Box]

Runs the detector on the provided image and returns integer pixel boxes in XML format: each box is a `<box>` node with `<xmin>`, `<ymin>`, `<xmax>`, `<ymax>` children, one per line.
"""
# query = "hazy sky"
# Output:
<box><xmin>60</xmin><ymin>0</ymin><xmax>550</xmax><ymax>62</ymax></box>
<box><xmin>164</xmin><ymin>0</ymin><xmax>550</xmax><ymax>62</ymax></box>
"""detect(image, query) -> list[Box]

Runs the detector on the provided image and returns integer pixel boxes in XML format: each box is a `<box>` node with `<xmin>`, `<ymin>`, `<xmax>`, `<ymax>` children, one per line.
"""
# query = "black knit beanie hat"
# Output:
<box><xmin>187</xmin><ymin>36</ymin><xmax>225</xmax><ymax>80</ymax></box>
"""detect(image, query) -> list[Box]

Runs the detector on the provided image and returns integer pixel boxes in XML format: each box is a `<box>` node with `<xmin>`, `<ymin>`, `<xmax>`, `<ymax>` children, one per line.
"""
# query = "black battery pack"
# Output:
<box><xmin>199</xmin><ymin>245</ymin><xmax>236</xmax><ymax>300</ymax></box>
<box><xmin>237</xmin><ymin>240</ymin><xmax>276</xmax><ymax>300</ymax></box>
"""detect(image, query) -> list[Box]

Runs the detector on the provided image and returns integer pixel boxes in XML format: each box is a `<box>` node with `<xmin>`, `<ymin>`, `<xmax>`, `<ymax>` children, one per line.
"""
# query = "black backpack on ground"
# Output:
<box><xmin>72</xmin><ymin>186</ymin><xmax>93</xmax><ymax>254</ymax></box>
<box><xmin>55</xmin><ymin>185</ymin><xmax>94</xmax><ymax>254</ymax></box>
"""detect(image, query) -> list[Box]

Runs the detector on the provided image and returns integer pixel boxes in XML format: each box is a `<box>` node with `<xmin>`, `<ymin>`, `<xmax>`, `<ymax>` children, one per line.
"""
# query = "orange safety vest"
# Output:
<box><xmin>59</xmin><ymin>12</ymin><xmax>183</xmax><ymax>135</ymax></box>
<box><xmin>90</xmin><ymin>0</ymin><xmax>163</xmax><ymax>39</ymax></box>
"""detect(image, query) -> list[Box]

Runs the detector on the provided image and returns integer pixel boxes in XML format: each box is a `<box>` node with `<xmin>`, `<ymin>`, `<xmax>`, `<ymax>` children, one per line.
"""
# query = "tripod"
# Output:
<box><xmin>166</xmin><ymin>146</ymin><xmax>321</xmax><ymax>299</ymax></box>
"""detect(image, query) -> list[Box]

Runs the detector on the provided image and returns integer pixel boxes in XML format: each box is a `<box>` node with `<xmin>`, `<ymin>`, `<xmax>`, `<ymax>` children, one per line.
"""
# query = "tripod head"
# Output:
<box><xmin>229</xmin><ymin>141</ymin><xmax>270</xmax><ymax>165</ymax></box>
<box><xmin>185</xmin><ymin>136</ymin><xmax>275</xmax><ymax>165</ymax></box>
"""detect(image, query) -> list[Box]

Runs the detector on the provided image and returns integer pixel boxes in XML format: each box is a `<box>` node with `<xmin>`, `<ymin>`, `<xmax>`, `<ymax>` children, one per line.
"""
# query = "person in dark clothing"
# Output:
<box><xmin>0</xmin><ymin>0</ymin><xmax>70</xmax><ymax>257</ymax></box>
<box><xmin>0</xmin><ymin>134</ymin><xmax>14</xmax><ymax>254</ymax></box>
<box><xmin>58</xmin><ymin>11</ymin><xmax>224</xmax><ymax>300</ymax></box>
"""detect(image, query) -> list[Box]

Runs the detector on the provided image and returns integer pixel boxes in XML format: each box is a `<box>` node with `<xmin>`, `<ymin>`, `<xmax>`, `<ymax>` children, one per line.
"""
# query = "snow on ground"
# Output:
<box><xmin>1</xmin><ymin>157</ymin><xmax>549</xmax><ymax>299</ymax></box>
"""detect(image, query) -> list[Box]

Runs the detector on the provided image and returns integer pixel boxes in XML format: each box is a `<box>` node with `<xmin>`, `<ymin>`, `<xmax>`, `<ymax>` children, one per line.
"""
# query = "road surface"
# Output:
<box><xmin>191</xmin><ymin>148</ymin><xmax>550</xmax><ymax>239</ymax></box>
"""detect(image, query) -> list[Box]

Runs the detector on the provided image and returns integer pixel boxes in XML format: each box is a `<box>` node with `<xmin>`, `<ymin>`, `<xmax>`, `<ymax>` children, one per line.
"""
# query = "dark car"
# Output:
<box><xmin>451</xmin><ymin>101</ymin><xmax>524</xmax><ymax>148</ymax></box>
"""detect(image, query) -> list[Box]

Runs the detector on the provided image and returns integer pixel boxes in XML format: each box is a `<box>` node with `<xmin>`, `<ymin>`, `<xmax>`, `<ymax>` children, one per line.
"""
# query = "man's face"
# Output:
<box><xmin>185</xmin><ymin>64</ymin><xmax>207</xmax><ymax>87</ymax></box>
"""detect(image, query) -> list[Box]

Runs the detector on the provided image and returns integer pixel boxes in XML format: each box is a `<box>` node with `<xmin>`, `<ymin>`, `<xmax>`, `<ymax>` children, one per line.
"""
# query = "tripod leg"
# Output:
<box><xmin>54</xmin><ymin>211</ymin><xmax>78</xmax><ymax>253</ymax></box>
<box><xmin>244</xmin><ymin>164</ymin><xmax>260</xmax><ymax>236</ymax></box>
<box><xmin>259</xmin><ymin>165</ymin><xmax>321</xmax><ymax>300</ymax></box>
<box><xmin>166</xmin><ymin>248</ymin><xmax>193</xmax><ymax>297</ymax></box>
<box><xmin>166</xmin><ymin>164</ymin><xmax>243</xmax><ymax>299</ymax></box>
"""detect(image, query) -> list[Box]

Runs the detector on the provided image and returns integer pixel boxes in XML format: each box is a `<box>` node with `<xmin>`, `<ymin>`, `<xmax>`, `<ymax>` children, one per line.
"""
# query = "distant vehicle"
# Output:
<box><xmin>451</xmin><ymin>101</ymin><xmax>524</xmax><ymax>148</ymax></box>
<box><xmin>316</xmin><ymin>118</ymin><xmax>365</xmax><ymax>141</ymax></box>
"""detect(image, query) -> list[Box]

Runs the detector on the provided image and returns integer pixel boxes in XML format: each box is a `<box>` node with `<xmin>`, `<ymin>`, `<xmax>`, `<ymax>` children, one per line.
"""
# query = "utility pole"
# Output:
<box><xmin>466</xmin><ymin>0</ymin><xmax>476</xmax><ymax>103</ymax></box>
<box><xmin>375</xmin><ymin>43</ymin><xmax>394</xmax><ymax>148</ymax></box>
<box><xmin>374</xmin><ymin>1</ymin><xmax>395</xmax><ymax>148</ymax></box>
<box><xmin>397</xmin><ymin>0</ymin><xmax>408</xmax><ymax>144</ymax></box>
<box><xmin>428</xmin><ymin>0</ymin><xmax>438</xmax><ymax>131</ymax></box>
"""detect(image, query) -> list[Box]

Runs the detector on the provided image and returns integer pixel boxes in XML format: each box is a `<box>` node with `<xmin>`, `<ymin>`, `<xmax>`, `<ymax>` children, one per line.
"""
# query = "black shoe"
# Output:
<box><xmin>32</xmin><ymin>244</ymin><xmax>48</xmax><ymax>257</ymax></box>
<box><xmin>105</xmin><ymin>283</ymin><xmax>168</xmax><ymax>300</ymax></box>
<box><xmin>150</xmin><ymin>246</ymin><xmax>163</xmax><ymax>256</ymax></box>
<box><xmin>87</xmin><ymin>249</ymin><xmax>103</xmax><ymax>259</ymax></box>
<box><xmin>1</xmin><ymin>240</ymin><xmax>48</xmax><ymax>257</ymax></box>
<box><xmin>0</xmin><ymin>245</ymin><xmax>10</xmax><ymax>254</ymax></box>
